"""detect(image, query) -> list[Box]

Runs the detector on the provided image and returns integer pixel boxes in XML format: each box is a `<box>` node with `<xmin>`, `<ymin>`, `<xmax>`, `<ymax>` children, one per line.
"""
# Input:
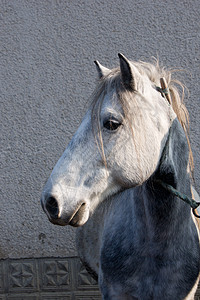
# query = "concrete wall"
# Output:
<box><xmin>1</xmin><ymin>0</ymin><xmax>200</xmax><ymax>259</ymax></box>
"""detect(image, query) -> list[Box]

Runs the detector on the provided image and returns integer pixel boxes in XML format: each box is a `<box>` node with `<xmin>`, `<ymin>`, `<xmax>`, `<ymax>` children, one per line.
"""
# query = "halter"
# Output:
<box><xmin>156</xmin><ymin>77</ymin><xmax>172</xmax><ymax>105</ymax></box>
<box><xmin>156</xmin><ymin>78</ymin><xmax>200</xmax><ymax>218</ymax></box>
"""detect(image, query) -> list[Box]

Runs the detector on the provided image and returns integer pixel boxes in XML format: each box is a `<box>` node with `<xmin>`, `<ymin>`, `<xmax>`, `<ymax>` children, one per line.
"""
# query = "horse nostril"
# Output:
<box><xmin>45</xmin><ymin>196</ymin><xmax>59</xmax><ymax>219</ymax></box>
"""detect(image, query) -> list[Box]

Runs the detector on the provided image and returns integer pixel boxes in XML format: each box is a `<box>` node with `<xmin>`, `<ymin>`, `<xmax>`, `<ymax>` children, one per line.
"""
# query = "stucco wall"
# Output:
<box><xmin>1</xmin><ymin>0</ymin><xmax>200</xmax><ymax>259</ymax></box>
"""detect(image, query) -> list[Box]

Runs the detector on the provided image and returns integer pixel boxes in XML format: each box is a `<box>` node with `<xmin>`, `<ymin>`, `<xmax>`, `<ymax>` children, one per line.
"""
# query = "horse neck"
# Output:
<box><xmin>103</xmin><ymin>119</ymin><xmax>193</xmax><ymax>242</ymax></box>
<box><xmin>138</xmin><ymin>180</ymin><xmax>191</xmax><ymax>239</ymax></box>
<box><xmin>133</xmin><ymin>119</ymin><xmax>193</xmax><ymax>239</ymax></box>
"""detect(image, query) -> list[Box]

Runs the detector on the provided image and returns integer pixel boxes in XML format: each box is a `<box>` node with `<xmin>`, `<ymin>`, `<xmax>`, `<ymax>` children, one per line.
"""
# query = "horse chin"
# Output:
<box><xmin>47</xmin><ymin>203</ymin><xmax>90</xmax><ymax>227</ymax></box>
<box><xmin>69</xmin><ymin>203</ymin><xmax>90</xmax><ymax>227</ymax></box>
<box><xmin>69</xmin><ymin>217</ymin><xmax>88</xmax><ymax>227</ymax></box>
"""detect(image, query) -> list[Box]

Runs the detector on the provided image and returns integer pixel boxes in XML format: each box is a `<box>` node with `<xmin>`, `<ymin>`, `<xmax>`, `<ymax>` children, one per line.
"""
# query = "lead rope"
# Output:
<box><xmin>154</xmin><ymin>179</ymin><xmax>200</xmax><ymax>218</ymax></box>
<box><xmin>155</xmin><ymin>78</ymin><xmax>200</xmax><ymax>218</ymax></box>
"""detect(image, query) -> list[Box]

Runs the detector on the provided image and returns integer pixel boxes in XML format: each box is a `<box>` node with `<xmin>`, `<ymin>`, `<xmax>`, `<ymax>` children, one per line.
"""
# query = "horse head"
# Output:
<box><xmin>41</xmin><ymin>54</ymin><xmax>176</xmax><ymax>227</ymax></box>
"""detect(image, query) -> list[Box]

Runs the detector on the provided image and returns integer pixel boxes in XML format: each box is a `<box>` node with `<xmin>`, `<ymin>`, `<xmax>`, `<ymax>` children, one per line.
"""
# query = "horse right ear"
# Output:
<box><xmin>94</xmin><ymin>60</ymin><xmax>110</xmax><ymax>79</ymax></box>
<box><xmin>118</xmin><ymin>53</ymin><xmax>142</xmax><ymax>91</ymax></box>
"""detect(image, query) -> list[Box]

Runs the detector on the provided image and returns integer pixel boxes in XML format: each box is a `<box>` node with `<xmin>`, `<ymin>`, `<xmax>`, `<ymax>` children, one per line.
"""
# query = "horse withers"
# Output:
<box><xmin>41</xmin><ymin>54</ymin><xmax>200</xmax><ymax>299</ymax></box>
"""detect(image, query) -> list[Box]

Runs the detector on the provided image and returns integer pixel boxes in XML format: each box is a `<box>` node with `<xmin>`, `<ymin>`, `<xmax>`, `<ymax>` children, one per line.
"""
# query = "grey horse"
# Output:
<box><xmin>41</xmin><ymin>54</ymin><xmax>200</xmax><ymax>299</ymax></box>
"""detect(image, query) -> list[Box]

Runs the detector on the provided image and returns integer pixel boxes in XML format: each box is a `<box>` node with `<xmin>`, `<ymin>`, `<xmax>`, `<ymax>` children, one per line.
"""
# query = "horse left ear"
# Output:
<box><xmin>94</xmin><ymin>60</ymin><xmax>110</xmax><ymax>79</ymax></box>
<box><xmin>118</xmin><ymin>53</ymin><xmax>141</xmax><ymax>91</ymax></box>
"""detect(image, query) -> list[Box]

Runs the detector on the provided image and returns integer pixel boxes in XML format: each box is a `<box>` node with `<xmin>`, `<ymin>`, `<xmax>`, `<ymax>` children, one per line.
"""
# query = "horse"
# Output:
<box><xmin>41</xmin><ymin>53</ymin><xmax>200</xmax><ymax>299</ymax></box>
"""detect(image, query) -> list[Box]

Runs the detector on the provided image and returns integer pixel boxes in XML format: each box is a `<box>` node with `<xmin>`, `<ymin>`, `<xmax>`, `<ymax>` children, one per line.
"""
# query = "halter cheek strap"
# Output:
<box><xmin>156</xmin><ymin>86</ymin><xmax>168</xmax><ymax>97</ymax></box>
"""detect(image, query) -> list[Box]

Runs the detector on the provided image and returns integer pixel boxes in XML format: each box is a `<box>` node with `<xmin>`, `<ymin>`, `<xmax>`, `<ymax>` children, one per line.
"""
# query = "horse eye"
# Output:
<box><xmin>103</xmin><ymin>119</ymin><xmax>122</xmax><ymax>131</ymax></box>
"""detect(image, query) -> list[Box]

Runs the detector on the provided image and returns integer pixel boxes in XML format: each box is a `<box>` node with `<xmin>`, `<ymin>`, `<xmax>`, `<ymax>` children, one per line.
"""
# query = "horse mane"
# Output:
<box><xmin>132</xmin><ymin>60</ymin><xmax>194</xmax><ymax>180</ymax></box>
<box><xmin>91</xmin><ymin>60</ymin><xmax>194</xmax><ymax>180</ymax></box>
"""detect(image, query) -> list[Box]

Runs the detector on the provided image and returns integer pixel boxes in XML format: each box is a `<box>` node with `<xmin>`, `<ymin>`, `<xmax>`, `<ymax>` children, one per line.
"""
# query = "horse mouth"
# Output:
<box><xmin>69</xmin><ymin>203</ymin><xmax>89</xmax><ymax>227</ymax></box>
<box><xmin>43</xmin><ymin>199</ymin><xmax>89</xmax><ymax>227</ymax></box>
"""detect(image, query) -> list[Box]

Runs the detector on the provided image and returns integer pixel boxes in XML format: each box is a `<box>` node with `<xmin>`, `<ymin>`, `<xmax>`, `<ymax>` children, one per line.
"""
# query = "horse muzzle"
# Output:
<box><xmin>41</xmin><ymin>194</ymin><xmax>90</xmax><ymax>227</ymax></box>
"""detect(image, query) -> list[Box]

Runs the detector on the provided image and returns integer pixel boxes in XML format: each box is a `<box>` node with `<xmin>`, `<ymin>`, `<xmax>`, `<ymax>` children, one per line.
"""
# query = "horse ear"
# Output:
<box><xmin>118</xmin><ymin>53</ymin><xmax>141</xmax><ymax>90</ymax></box>
<box><xmin>94</xmin><ymin>60</ymin><xmax>110</xmax><ymax>79</ymax></box>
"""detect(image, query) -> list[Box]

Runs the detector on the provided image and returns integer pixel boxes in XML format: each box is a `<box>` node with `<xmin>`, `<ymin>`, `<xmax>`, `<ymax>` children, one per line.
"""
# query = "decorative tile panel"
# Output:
<box><xmin>74</xmin><ymin>292</ymin><xmax>102</xmax><ymax>300</ymax></box>
<box><xmin>0</xmin><ymin>257</ymin><xmax>198</xmax><ymax>299</ymax></box>
<box><xmin>39</xmin><ymin>259</ymin><xmax>71</xmax><ymax>291</ymax></box>
<box><xmin>0</xmin><ymin>261</ymin><xmax>5</xmax><ymax>293</ymax></box>
<box><xmin>41</xmin><ymin>294</ymin><xmax>71</xmax><ymax>299</ymax></box>
<box><xmin>8</xmin><ymin>260</ymin><xmax>37</xmax><ymax>292</ymax></box>
<box><xmin>75</xmin><ymin>258</ymin><xmax>98</xmax><ymax>291</ymax></box>
<box><xmin>195</xmin><ymin>287</ymin><xmax>200</xmax><ymax>300</ymax></box>
<box><xmin>7</xmin><ymin>296</ymin><xmax>38</xmax><ymax>300</ymax></box>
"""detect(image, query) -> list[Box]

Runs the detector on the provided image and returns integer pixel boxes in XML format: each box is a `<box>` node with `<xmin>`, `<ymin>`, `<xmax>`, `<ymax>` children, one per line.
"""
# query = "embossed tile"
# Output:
<box><xmin>195</xmin><ymin>284</ymin><xmax>200</xmax><ymax>300</ymax></box>
<box><xmin>39</xmin><ymin>258</ymin><xmax>71</xmax><ymax>291</ymax></box>
<box><xmin>75</xmin><ymin>259</ymin><xmax>98</xmax><ymax>290</ymax></box>
<box><xmin>6</xmin><ymin>294</ymin><xmax>40</xmax><ymax>300</ymax></box>
<box><xmin>0</xmin><ymin>261</ymin><xmax>5</xmax><ymax>293</ymax></box>
<box><xmin>74</xmin><ymin>291</ymin><xmax>101</xmax><ymax>300</ymax></box>
<box><xmin>41</xmin><ymin>294</ymin><xmax>71</xmax><ymax>299</ymax></box>
<box><xmin>8</xmin><ymin>260</ymin><xmax>37</xmax><ymax>292</ymax></box>
<box><xmin>6</xmin><ymin>296</ymin><xmax>38</xmax><ymax>300</ymax></box>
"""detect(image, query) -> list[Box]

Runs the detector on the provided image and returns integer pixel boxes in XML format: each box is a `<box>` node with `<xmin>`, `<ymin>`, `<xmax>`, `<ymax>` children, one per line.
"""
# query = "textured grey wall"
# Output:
<box><xmin>1</xmin><ymin>0</ymin><xmax>200</xmax><ymax>259</ymax></box>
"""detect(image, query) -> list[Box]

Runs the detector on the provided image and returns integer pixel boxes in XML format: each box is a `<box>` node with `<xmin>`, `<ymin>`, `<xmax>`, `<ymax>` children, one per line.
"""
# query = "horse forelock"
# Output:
<box><xmin>90</xmin><ymin>59</ymin><xmax>194</xmax><ymax>179</ymax></box>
